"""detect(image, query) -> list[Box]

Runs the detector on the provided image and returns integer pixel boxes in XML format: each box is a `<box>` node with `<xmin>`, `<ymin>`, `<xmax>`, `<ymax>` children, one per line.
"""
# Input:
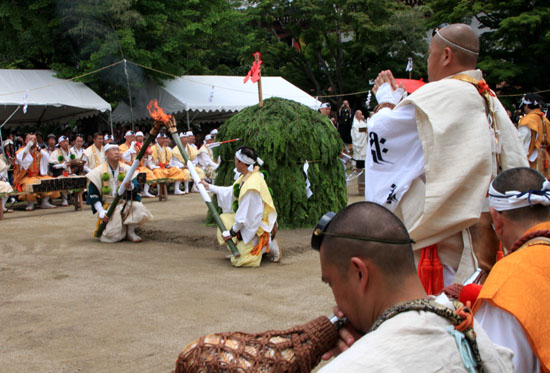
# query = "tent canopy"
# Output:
<box><xmin>0</xmin><ymin>69</ymin><xmax>111</xmax><ymax>125</ymax></box>
<box><xmin>112</xmin><ymin>75</ymin><xmax>320</xmax><ymax>124</ymax></box>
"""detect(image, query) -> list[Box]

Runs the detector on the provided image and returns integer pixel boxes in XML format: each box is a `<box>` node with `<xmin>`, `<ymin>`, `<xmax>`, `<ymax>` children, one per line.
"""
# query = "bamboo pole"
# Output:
<box><xmin>165</xmin><ymin>118</ymin><xmax>240</xmax><ymax>257</ymax></box>
<box><xmin>256</xmin><ymin>53</ymin><xmax>263</xmax><ymax>108</ymax></box>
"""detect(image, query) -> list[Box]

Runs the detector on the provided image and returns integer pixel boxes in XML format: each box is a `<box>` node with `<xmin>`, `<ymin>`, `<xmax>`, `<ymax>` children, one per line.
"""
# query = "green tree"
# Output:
<box><xmin>425</xmin><ymin>0</ymin><xmax>550</xmax><ymax>101</ymax></box>
<box><xmin>244</xmin><ymin>0</ymin><xmax>428</xmax><ymax>107</ymax></box>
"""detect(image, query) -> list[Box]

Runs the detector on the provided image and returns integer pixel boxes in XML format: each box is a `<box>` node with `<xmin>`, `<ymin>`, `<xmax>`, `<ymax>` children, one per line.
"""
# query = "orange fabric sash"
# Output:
<box><xmin>474</xmin><ymin>222</ymin><xmax>550</xmax><ymax>372</ymax></box>
<box><xmin>251</xmin><ymin>232</ymin><xmax>270</xmax><ymax>256</ymax></box>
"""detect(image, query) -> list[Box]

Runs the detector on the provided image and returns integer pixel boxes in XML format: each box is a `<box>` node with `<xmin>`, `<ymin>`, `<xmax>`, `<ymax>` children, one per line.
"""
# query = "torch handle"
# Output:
<box><xmin>167</xmin><ymin>123</ymin><xmax>240</xmax><ymax>257</ymax></box>
<box><xmin>95</xmin><ymin>123</ymin><xmax>161</xmax><ymax>238</ymax></box>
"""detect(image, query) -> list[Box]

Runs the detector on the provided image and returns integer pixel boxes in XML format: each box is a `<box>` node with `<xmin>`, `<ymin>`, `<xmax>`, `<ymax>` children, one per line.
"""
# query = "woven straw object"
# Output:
<box><xmin>175</xmin><ymin>316</ymin><xmax>338</xmax><ymax>373</ymax></box>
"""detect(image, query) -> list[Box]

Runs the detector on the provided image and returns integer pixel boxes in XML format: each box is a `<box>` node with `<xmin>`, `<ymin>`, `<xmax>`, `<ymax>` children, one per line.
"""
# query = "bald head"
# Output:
<box><xmin>435</xmin><ymin>24</ymin><xmax>479</xmax><ymax>67</ymax></box>
<box><xmin>321</xmin><ymin>202</ymin><xmax>416</xmax><ymax>281</ymax></box>
<box><xmin>428</xmin><ymin>23</ymin><xmax>479</xmax><ymax>82</ymax></box>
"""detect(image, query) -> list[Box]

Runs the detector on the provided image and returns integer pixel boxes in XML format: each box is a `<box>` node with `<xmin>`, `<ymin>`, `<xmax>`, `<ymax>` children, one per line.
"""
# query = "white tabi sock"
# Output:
<box><xmin>127</xmin><ymin>224</ymin><xmax>142</xmax><ymax>242</ymax></box>
<box><xmin>174</xmin><ymin>180</ymin><xmax>185</xmax><ymax>195</ymax></box>
<box><xmin>184</xmin><ymin>181</ymin><xmax>190</xmax><ymax>193</ymax></box>
<box><xmin>40</xmin><ymin>196</ymin><xmax>56</xmax><ymax>209</ymax></box>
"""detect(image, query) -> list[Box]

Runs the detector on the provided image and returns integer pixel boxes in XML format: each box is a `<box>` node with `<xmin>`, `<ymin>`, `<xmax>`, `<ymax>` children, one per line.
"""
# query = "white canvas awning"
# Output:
<box><xmin>0</xmin><ymin>69</ymin><xmax>111</xmax><ymax>125</ymax></box>
<box><xmin>112</xmin><ymin>75</ymin><xmax>321</xmax><ymax>124</ymax></box>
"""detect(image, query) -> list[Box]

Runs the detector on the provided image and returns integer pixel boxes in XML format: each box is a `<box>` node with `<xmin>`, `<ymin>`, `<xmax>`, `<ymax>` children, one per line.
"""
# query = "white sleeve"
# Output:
<box><xmin>518</xmin><ymin>125</ymin><xmax>532</xmax><ymax>157</ymax></box>
<box><xmin>16</xmin><ymin>150</ymin><xmax>33</xmax><ymax>170</ymax></box>
<box><xmin>146</xmin><ymin>157</ymin><xmax>159</xmax><ymax>169</ymax></box>
<box><xmin>40</xmin><ymin>150</ymin><xmax>50</xmax><ymax>176</ymax></box>
<box><xmin>363</xmin><ymin>102</ymin><xmax>424</xmax><ymax>211</ymax></box>
<box><xmin>121</xmin><ymin>149</ymin><xmax>133</xmax><ymax>163</ymax></box>
<box><xmin>211</xmin><ymin>185</ymin><xmax>234</xmax><ymax>214</ymax></box>
<box><xmin>233</xmin><ymin>190</ymin><xmax>264</xmax><ymax>244</ymax></box>
<box><xmin>197</xmin><ymin>152</ymin><xmax>218</xmax><ymax>168</ymax></box>
<box><xmin>169</xmin><ymin>156</ymin><xmax>184</xmax><ymax>168</ymax></box>
<box><xmin>475</xmin><ymin>302</ymin><xmax>540</xmax><ymax>373</ymax></box>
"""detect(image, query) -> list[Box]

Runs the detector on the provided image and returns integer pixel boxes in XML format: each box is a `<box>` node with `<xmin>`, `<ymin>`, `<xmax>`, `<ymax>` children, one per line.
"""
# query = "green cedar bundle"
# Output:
<box><xmin>208</xmin><ymin>97</ymin><xmax>347</xmax><ymax>228</ymax></box>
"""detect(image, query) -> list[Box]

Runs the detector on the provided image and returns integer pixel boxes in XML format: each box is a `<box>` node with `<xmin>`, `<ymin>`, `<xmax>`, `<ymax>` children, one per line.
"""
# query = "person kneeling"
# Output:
<box><xmin>86</xmin><ymin>143</ymin><xmax>153</xmax><ymax>243</ymax></box>
<box><xmin>201</xmin><ymin>146</ymin><xmax>281</xmax><ymax>267</ymax></box>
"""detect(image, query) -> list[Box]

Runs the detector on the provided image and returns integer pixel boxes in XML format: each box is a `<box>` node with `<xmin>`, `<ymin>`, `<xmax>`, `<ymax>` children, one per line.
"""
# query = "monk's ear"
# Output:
<box><xmin>442</xmin><ymin>47</ymin><xmax>453</xmax><ymax>67</ymax></box>
<box><xmin>350</xmin><ymin>257</ymin><xmax>369</xmax><ymax>293</ymax></box>
<box><xmin>489</xmin><ymin>207</ymin><xmax>504</xmax><ymax>236</ymax></box>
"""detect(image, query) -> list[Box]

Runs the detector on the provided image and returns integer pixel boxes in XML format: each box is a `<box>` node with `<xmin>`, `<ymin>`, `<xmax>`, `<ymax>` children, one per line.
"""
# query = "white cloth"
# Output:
<box><xmin>71</xmin><ymin>146</ymin><xmax>85</xmax><ymax>160</ymax></box>
<box><xmin>209</xmin><ymin>184</ymin><xmax>265</xmax><ymax>244</ymax></box>
<box><xmin>364</xmin><ymin>70</ymin><xmax>527</xmax><ymax>249</ymax></box>
<box><xmin>351</xmin><ymin>116</ymin><xmax>368</xmax><ymax>161</ymax></box>
<box><xmin>476</xmin><ymin>302</ymin><xmax>540</xmax><ymax>373</ymax></box>
<box><xmin>83</xmin><ymin>145</ymin><xmax>105</xmax><ymax>173</ymax></box>
<box><xmin>48</xmin><ymin>148</ymin><xmax>74</xmax><ymax>170</ymax></box>
<box><xmin>518</xmin><ymin>125</ymin><xmax>538</xmax><ymax>162</ymax></box>
<box><xmin>197</xmin><ymin>145</ymin><xmax>218</xmax><ymax>169</ymax></box>
<box><xmin>319</xmin><ymin>294</ymin><xmax>513</xmax><ymax>372</ymax></box>
<box><xmin>364</xmin><ymin>84</ymin><xmax>424</xmax><ymax>211</ymax></box>
<box><xmin>16</xmin><ymin>148</ymin><xmax>50</xmax><ymax>176</ymax></box>
<box><xmin>121</xmin><ymin>143</ymin><xmax>137</xmax><ymax>164</ymax></box>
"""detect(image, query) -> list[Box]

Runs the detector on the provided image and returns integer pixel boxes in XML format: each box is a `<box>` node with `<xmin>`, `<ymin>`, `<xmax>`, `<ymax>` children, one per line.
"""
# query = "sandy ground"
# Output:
<box><xmin>0</xmin><ymin>178</ymin><xmax>364</xmax><ymax>372</ymax></box>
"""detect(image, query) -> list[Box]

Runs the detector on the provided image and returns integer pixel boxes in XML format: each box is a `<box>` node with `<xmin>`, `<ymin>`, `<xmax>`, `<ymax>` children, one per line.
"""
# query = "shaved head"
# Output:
<box><xmin>492</xmin><ymin>167</ymin><xmax>550</xmax><ymax>223</ymax></box>
<box><xmin>321</xmin><ymin>202</ymin><xmax>416</xmax><ymax>282</ymax></box>
<box><xmin>435</xmin><ymin>23</ymin><xmax>479</xmax><ymax>67</ymax></box>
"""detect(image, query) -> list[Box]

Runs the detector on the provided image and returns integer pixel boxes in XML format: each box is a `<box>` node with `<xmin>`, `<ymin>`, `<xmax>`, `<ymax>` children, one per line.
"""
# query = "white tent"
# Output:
<box><xmin>0</xmin><ymin>69</ymin><xmax>111</xmax><ymax>125</ymax></box>
<box><xmin>112</xmin><ymin>75</ymin><xmax>321</xmax><ymax>125</ymax></box>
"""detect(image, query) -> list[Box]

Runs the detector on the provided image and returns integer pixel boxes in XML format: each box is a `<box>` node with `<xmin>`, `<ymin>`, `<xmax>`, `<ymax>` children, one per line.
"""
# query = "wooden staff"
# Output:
<box><xmin>166</xmin><ymin>117</ymin><xmax>240</xmax><ymax>257</ymax></box>
<box><xmin>94</xmin><ymin>121</ymin><xmax>163</xmax><ymax>238</ymax></box>
<box><xmin>256</xmin><ymin>53</ymin><xmax>263</xmax><ymax>108</ymax></box>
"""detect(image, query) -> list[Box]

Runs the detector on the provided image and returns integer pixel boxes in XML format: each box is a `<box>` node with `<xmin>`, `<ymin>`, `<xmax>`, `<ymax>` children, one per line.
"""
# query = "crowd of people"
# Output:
<box><xmin>0</xmin><ymin>127</ymin><xmax>221</xmax><ymax>213</ymax></box>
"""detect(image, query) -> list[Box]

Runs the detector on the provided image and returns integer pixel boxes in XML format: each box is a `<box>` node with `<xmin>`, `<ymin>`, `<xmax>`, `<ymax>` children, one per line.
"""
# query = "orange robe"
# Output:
<box><xmin>119</xmin><ymin>143</ymin><xmax>155</xmax><ymax>182</ymax></box>
<box><xmin>13</xmin><ymin>148</ymin><xmax>60</xmax><ymax>202</ymax></box>
<box><xmin>474</xmin><ymin>222</ymin><xmax>550</xmax><ymax>372</ymax></box>
<box><xmin>519</xmin><ymin>109</ymin><xmax>546</xmax><ymax>172</ymax></box>
<box><xmin>151</xmin><ymin>144</ymin><xmax>185</xmax><ymax>181</ymax></box>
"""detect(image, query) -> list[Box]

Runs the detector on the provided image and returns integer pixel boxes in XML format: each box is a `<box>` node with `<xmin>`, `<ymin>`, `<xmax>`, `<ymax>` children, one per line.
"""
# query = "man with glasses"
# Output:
<box><xmin>364</xmin><ymin>23</ymin><xmax>527</xmax><ymax>294</ymax></box>
<box><xmin>312</xmin><ymin>202</ymin><xmax>512</xmax><ymax>372</ymax></box>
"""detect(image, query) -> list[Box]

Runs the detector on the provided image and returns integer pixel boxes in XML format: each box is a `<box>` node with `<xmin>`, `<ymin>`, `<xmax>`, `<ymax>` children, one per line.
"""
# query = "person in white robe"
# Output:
<box><xmin>313</xmin><ymin>202</ymin><xmax>513</xmax><ymax>372</ymax></box>
<box><xmin>197</xmin><ymin>135</ymin><xmax>219</xmax><ymax>181</ymax></box>
<box><xmin>201</xmin><ymin>146</ymin><xmax>281</xmax><ymax>267</ymax></box>
<box><xmin>351</xmin><ymin>110</ymin><xmax>368</xmax><ymax>194</ymax></box>
<box><xmin>86</xmin><ymin>144</ymin><xmax>153</xmax><ymax>243</ymax></box>
<box><xmin>82</xmin><ymin>133</ymin><xmax>105</xmax><ymax>174</ymax></box>
<box><xmin>363</xmin><ymin>23</ymin><xmax>527</xmax><ymax>291</ymax></box>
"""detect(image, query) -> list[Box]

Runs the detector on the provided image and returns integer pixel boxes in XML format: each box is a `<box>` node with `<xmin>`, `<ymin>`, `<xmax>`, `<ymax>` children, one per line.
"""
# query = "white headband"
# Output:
<box><xmin>125</xmin><ymin>131</ymin><xmax>134</xmax><ymax>137</ymax></box>
<box><xmin>185</xmin><ymin>131</ymin><xmax>194</xmax><ymax>137</ymax></box>
<box><xmin>210</xmin><ymin>129</ymin><xmax>218</xmax><ymax>134</ymax></box>
<box><xmin>435</xmin><ymin>30</ymin><xmax>479</xmax><ymax>56</ymax></box>
<box><xmin>104</xmin><ymin>143</ymin><xmax>119</xmax><ymax>152</ymax></box>
<box><xmin>104</xmin><ymin>134</ymin><xmax>114</xmax><ymax>140</ymax></box>
<box><xmin>236</xmin><ymin>149</ymin><xmax>264</xmax><ymax>172</ymax></box>
<box><xmin>57</xmin><ymin>136</ymin><xmax>68</xmax><ymax>144</ymax></box>
<box><xmin>135</xmin><ymin>131</ymin><xmax>144</xmax><ymax>137</ymax></box>
<box><xmin>205</xmin><ymin>135</ymin><xmax>212</xmax><ymax>141</ymax></box>
<box><xmin>488</xmin><ymin>180</ymin><xmax>550</xmax><ymax>211</ymax></box>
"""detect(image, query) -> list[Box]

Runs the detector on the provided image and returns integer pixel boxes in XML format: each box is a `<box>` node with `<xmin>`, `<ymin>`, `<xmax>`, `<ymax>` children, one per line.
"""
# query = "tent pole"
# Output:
<box><xmin>109</xmin><ymin>111</ymin><xmax>114</xmax><ymax>136</ymax></box>
<box><xmin>123</xmin><ymin>59</ymin><xmax>135</xmax><ymax>131</ymax></box>
<box><xmin>186</xmin><ymin>110</ymin><xmax>190</xmax><ymax>131</ymax></box>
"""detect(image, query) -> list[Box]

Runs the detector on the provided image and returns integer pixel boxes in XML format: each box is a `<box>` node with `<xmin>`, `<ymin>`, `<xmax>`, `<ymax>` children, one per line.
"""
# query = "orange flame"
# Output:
<box><xmin>147</xmin><ymin>99</ymin><xmax>172</xmax><ymax>123</ymax></box>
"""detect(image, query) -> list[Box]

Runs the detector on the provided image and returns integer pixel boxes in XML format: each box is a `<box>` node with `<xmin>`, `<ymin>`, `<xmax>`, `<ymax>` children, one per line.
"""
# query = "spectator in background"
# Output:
<box><xmin>337</xmin><ymin>100</ymin><xmax>353</xmax><ymax>153</ymax></box>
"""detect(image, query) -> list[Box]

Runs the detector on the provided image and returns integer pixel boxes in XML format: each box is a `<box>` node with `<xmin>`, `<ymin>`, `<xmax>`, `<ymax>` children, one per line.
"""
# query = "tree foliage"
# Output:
<box><xmin>425</xmin><ymin>0</ymin><xmax>550</xmax><ymax>101</ymax></box>
<box><xmin>244</xmin><ymin>0</ymin><xmax>429</xmax><ymax>107</ymax></box>
<box><xmin>209</xmin><ymin>97</ymin><xmax>347</xmax><ymax>228</ymax></box>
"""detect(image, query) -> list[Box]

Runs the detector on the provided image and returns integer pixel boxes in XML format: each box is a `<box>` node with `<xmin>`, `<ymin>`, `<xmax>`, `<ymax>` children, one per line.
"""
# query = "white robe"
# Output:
<box><xmin>319</xmin><ymin>294</ymin><xmax>513</xmax><ymax>372</ymax></box>
<box><xmin>476</xmin><ymin>302</ymin><xmax>540</xmax><ymax>373</ymax></box>
<box><xmin>209</xmin><ymin>184</ymin><xmax>263</xmax><ymax>244</ymax></box>
<box><xmin>351</xmin><ymin>117</ymin><xmax>368</xmax><ymax>161</ymax></box>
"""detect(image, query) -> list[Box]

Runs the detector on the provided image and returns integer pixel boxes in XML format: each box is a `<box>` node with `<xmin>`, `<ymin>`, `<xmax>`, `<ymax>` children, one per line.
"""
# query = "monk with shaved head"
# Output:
<box><xmin>313</xmin><ymin>202</ymin><xmax>513</xmax><ymax>372</ymax></box>
<box><xmin>363</xmin><ymin>23</ymin><xmax>527</xmax><ymax>296</ymax></box>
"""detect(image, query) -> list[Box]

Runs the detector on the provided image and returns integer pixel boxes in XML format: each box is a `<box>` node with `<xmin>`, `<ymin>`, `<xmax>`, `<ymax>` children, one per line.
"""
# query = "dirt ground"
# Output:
<box><xmin>0</xmin><ymin>179</ymin><xmax>364</xmax><ymax>372</ymax></box>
